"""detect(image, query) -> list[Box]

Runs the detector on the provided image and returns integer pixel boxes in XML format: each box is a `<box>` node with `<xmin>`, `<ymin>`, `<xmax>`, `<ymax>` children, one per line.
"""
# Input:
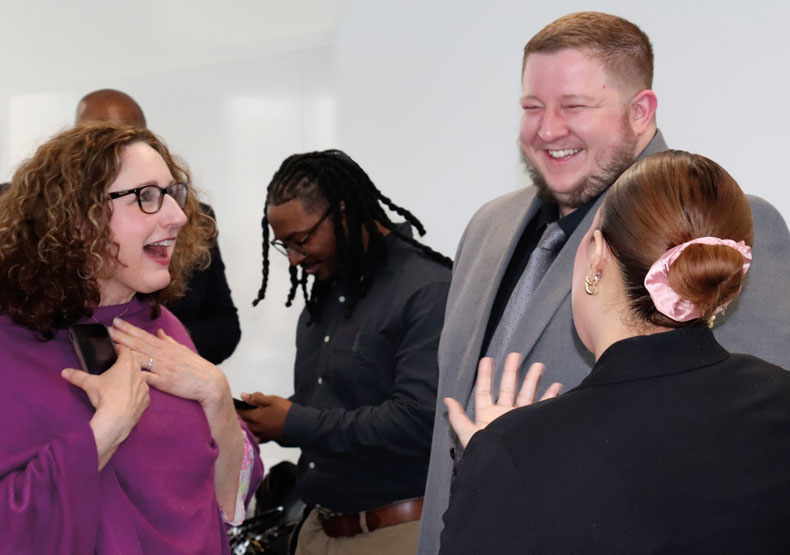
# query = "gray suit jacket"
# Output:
<box><xmin>418</xmin><ymin>131</ymin><xmax>790</xmax><ymax>553</ymax></box>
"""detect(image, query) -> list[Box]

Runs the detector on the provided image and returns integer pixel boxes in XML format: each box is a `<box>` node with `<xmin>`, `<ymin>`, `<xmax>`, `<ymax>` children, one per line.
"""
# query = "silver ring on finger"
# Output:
<box><xmin>146</xmin><ymin>357</ymin><xmax>154</xmax><ymax>371</ymax></box>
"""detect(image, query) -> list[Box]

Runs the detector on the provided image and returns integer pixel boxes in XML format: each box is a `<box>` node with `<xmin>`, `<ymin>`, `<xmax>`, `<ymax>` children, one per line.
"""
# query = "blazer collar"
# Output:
<box><xmin>577</xmin><ymin>325</ymin><xmax>729</xmax><ymax>389</ymax></box>
<box><xmin>637</xmin><ymin>129</ymin><xmax>668</xmax><ymax>161</ymax></box>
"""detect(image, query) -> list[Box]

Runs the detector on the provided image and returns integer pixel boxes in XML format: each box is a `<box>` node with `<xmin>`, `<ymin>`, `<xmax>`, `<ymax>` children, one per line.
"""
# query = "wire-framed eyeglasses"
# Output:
<box><xmin>270</xmin><ymin>209</ymin><xmax>331</xmax><ymax>256</ymax></box>
<box><xmin>108</xmin><ymin>182</ymin><xmax>189</xmax><ymax>214</ymax></box>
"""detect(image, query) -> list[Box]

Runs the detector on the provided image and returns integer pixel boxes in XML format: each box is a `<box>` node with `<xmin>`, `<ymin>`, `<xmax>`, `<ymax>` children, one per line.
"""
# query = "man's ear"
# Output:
<box><xmin>338</xmin><ymin>200</ymin><xmax>347</xmax><ymax>230</ymax></box>
<box><xmin>629</xmin><ymin>89</ymin><xmax>658</xmax><ymax>136</ymax></box>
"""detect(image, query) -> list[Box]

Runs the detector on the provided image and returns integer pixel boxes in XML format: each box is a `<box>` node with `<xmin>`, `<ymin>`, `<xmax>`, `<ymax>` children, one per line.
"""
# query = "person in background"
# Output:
<box><xmin>0</xmin><ymin>123</ymin><xmax>263</xmax><ymax>553</ymax></box>
<box><xmin>419</xmin><ymin>12</ymin><xmax>790</xmax><ymax>551</ymax></box>
<box><xmin>76</xmin><ymin>89</ymin><xmax>241</xmax><ymax>364</ymax></box>
<box><xmin>240</xmin><ymin>150</ymin><xmax>452</xmax><ymax>555</ymax></box>
<box><xmin>440</xmin><ymin>150</ymin><xmax>790</xmax><ymax>553</ymax></box>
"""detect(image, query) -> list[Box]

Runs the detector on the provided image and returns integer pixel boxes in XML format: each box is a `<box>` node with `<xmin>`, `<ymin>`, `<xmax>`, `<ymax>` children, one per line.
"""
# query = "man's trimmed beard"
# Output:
<box><xmin>519</xmin><ymin>119</ymin><xmax>638</xmax><ymax>211</ymax></box>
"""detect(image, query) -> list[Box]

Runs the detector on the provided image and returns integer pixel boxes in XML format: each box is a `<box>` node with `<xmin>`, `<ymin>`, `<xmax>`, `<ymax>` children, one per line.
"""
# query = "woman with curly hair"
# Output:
<box><xmin>0</xmin><ymin>123</ymin><xmax>262</xmax><ymax>554</ymax></box>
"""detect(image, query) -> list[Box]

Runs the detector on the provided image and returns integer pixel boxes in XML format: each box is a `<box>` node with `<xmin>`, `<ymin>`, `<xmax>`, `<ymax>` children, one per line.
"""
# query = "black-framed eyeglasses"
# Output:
<box><xmin>271</xmin><ymin>209</ymin><xmax>331</xmax><ymax>256</ymax></box>
<box><xmin>108</xmin><ymin>182</ymin><xmax>189</xmax><ymax>214</ymax></box>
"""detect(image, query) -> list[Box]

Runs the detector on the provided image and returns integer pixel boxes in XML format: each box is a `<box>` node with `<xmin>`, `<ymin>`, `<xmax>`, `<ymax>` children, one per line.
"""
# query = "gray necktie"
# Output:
<box><xmin>466</xmin><ymin>221</ymin><xmax>566</xmax><ymax>419</ymax></box>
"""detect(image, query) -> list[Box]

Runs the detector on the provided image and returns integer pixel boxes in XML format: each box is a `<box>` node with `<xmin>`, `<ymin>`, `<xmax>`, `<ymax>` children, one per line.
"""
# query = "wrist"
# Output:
<box><xmin>200</xmin><ymin>371</ymin><xmax>231</xmax><ymax>410</ymax></box>
<box><xmin>89</xmin><ymin>409</ymin><xmax>131</xmax><ymax>461</ymax></box>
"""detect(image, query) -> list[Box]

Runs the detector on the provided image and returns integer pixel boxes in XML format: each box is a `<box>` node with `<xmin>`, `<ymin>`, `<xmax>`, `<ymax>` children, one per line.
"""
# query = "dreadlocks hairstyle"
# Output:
<box><xmin>253</xmin><ymin>150</ymin><xmax>452</xmax><ymax>320</ymax></box>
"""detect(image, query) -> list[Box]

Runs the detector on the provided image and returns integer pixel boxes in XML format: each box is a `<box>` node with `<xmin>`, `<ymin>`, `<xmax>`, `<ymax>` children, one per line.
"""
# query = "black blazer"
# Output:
<box><xmin>440</xmin><ymin>326</ymin><xmax>790</xmax><ymax>554</ymax></box>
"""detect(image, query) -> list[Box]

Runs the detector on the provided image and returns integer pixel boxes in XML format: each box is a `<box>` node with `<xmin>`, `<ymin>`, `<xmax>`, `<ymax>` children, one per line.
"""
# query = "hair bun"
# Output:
<box><xmin>668</xmin><ymin>243</ymin><xmax>748</xmax><ymax>320</ymax></box>
<box><xmin>599</xmin><ymin>151</ymin><xmax>753</xmax><ymax>328</ymax></box>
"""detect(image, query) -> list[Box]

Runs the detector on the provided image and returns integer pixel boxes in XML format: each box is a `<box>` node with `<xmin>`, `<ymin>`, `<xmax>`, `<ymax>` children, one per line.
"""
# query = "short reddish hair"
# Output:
<box><xmin>523</xmin><ymin>12</ymin><xmax>654</xmax><ymax>94</ymax></box>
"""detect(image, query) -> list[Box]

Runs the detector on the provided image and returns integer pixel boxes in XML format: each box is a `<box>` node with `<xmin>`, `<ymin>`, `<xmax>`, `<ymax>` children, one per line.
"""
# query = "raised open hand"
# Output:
<box><xmin>444</xmin><ymin>352</ymin><xmax>562</xmax><ymax>448</ymax></box>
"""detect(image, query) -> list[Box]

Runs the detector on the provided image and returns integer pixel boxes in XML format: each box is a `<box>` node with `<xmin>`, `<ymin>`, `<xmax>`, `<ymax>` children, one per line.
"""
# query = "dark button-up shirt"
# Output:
<box><xmin>281</xmin><ymin>225</ymin><xmax>451</xmax><ymax>513</ymax></box>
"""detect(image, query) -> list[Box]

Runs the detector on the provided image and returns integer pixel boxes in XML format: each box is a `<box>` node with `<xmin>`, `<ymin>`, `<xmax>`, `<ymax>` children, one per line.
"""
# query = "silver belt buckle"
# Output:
<box><xmin>316</xmin><ymin>506</ymin><xmax>338</xmax><ymax>521</ymax></box>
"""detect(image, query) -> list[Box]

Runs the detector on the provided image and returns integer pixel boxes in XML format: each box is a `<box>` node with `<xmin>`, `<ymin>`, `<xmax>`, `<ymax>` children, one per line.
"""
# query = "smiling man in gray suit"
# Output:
<box><xmin>418</xmin><ymin>11</ymin><xmax>790</xmax><ymax>553</ymax></box>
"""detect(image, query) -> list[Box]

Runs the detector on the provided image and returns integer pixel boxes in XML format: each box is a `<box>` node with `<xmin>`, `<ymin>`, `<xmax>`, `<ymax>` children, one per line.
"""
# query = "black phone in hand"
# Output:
<box><xmin>68</xmin><ymin>323</ymin><xmax>118</xmax><ymax>375</ymax></box>
<box><xmin>233</xmin><ymin>398</ymin><xmax>257</xmax><ymax>411</ymax></box>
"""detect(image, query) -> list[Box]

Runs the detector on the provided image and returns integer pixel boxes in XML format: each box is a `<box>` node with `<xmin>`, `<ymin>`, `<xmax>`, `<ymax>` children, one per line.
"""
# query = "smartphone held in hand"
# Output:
<box><xmin>233</xmin><ymin>398</ymin><xmax>257</xmax><ymax>411</ymax></box>
<box><xmin>68</xmin><ymin>323</ymin><xmax>118</xmax><ymax>374</ymax></box>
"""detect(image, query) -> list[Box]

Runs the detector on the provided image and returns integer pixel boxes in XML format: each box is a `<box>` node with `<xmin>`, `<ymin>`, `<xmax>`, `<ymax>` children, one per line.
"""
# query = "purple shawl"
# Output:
<box><xmin>0</xmin><ymin>298</ymin><xmax>262</xmax><ymax>554</ymax></box>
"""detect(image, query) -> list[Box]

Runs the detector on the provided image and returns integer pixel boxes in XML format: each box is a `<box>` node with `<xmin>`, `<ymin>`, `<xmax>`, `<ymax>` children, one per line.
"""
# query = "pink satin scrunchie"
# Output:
<box><xmin>644</xmin><ymin>237</ymin><xmax>752</xmax><ymax>322</ymax></box>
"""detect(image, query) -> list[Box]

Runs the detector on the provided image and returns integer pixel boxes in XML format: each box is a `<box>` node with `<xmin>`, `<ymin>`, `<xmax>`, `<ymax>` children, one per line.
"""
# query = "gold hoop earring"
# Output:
<box><xmin>708</xmin><ymin>307</ymin><xmax>726</xmax><ymax>328</ymax></box>
<box><xmin>585</xmin><ymin>270</ymin><xmax>601</xmax><ymax>295</ymax></box>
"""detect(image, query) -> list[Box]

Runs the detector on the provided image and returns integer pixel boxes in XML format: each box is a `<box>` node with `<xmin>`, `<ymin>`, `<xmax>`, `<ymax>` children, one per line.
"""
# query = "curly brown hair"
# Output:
<box><xmin>0</xmin><ymin>122</ymin><xmax>216</xmax><ymax>338</ymax></box>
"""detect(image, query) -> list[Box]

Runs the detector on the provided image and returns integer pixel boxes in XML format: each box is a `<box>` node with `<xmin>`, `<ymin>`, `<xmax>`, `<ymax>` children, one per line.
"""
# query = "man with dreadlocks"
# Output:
<box><xmin>239</xmin><ymin>150</ymin><xmax>452</xmax><ymax>554</ymax></box>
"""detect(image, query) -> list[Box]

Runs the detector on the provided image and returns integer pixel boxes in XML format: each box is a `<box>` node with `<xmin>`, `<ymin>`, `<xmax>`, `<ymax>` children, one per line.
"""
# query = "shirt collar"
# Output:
<box><xmin>636</xmin><ymin>129</ymin><xmax>668</xmax><ymax>162</ymax></box>
<box><xmin>82</xmin><ymin>296</ymin><xmax>150</xmax><ymax>326</ymax></box>
<box><xmin>384</xmin><ymin>221</ymin><xmax>413</xmax><ymax>246</ymax></box>
<box><xmin>557</xmin><ymin>194</ymin><xmax>599</xmax><ymax>237</ymax></box>
<box><xmin>536</xmin><ymin>192</ymin><xmax>601</xmax><ymax>238</ymax></box>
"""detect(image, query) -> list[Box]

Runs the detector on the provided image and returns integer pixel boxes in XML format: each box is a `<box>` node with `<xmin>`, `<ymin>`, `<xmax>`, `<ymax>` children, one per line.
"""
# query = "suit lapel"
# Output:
<box><xmin>448</xmin><ymin>188</ymin><xmax>541</xmax><ymax>402</ymax></box>
<box><xmin>447</xmin><ymin>130</ymin><xmax>670</xmax><ymax>399</ymax></box>
<box><xmin>500</xmin><ymin>193</ymin><xmax>606</xmax><ymax>364</ymax></box>
<box><xmin>500</xmin><ymin>131</ymin><xmax>669</xmax><ymax>363</ymax></box>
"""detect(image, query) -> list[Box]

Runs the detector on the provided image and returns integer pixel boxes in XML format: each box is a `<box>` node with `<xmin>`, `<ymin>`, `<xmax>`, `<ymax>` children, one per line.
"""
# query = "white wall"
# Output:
<box><xmin>3</xmin><ymin>1</ymin><xmax>789</xmax><ymax>467</ymax></box>
<box><xmin>333</xmin><ymin>0</ymin><xmax>790</xmax><ymax>257</ymax></box>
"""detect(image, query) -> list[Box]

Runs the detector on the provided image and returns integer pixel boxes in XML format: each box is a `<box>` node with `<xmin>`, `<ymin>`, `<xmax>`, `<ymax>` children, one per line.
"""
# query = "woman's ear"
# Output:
<box><xmin>590</xmin><ymin>230</ymin><xmax>609</xmax><ymax>274</ymax></box>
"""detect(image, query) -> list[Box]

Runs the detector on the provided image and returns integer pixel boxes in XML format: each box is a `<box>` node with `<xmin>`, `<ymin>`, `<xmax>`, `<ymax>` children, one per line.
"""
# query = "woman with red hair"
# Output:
<box><xmin>442</xmin><ymin>151</ymin><xmax>790</xmax><ymax>553</ymax></box>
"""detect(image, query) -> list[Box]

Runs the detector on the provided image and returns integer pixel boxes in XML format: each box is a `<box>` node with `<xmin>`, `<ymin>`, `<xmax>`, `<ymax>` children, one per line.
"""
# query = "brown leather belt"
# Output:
<box><xmin>317</xmin><ymin>497</ymin><xmax>424</xmax><ymax>538</ymax></box>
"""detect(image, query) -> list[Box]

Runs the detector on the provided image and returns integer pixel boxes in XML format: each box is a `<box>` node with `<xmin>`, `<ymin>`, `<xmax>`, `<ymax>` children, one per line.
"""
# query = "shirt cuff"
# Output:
<box><xmin>223</xmin><ymin>431</ymin><xmax>256</xmax><ymax>526</ymax></box>
<box><xmin>281</xmin><ymin>403</ymin><xmax>320</xmax><ymax>447</ymax></box>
